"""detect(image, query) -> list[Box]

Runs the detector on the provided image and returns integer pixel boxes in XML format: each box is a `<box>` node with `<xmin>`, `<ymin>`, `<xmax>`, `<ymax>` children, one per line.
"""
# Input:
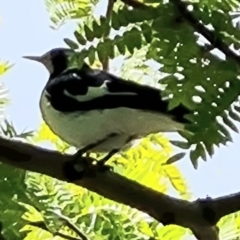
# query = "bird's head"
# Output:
<box><xmin>23</xmin><ymin>48</ymin><xmax>76</xmax><ymax>78</ymax></box>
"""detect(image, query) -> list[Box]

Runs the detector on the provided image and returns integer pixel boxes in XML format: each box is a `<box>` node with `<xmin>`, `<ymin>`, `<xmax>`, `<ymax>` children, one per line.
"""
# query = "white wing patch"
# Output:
<box><xmin>63</xmin><ymin>79</ymin><xmax>111</xmax><ymax>102</ymax></box>
<box><xmin>100</xmin><ymin>80</ymin><xmax>110</xmax><ymax>89</ymax></box>
<box><xmin>63</xmin><ymin>79</ymin><xmax>137</xmax><ymax>102</ymax></box>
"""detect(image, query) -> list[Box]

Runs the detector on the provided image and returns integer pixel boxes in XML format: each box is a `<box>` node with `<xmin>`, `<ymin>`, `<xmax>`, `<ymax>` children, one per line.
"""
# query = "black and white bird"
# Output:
<box><xmin>23</xmin><ymin>48</ymin><xmax>190</xmax><ymax>166</ymax></box>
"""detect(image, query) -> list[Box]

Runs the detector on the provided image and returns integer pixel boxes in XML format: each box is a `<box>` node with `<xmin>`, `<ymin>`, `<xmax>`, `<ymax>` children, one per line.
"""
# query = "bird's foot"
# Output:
<box><xmin>64</xmin><ymin>135</ymin><xmax>119</xmax><ymax>181</ymax></box>
<box><xmin>64</xmin><ymin>139</ymin><xmax>108</xmax><ymax>181</ymax></box>
<box><xmin>95</xmin><ymin>135</ymin><xmax>137</xmax><ymax>171</ymax></box>
<box><xmin>73</xmin><ymin>132</ymin><xmax>118</xmax><ymax>160</ymax></box>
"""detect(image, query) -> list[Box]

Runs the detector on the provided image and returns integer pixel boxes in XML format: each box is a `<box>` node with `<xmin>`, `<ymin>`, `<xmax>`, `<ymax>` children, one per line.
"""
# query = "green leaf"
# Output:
<box><xmin>168</xmin><ymin>97</ymin><xmax>181</xmax><ymax>111</ymax></box>
<box><xmin>229</xmin><ymin>108</ymin><xmax>240</xmax><ymax>122</ymax></box>
<box><xmin>222</xmin><ymin>115</ymin><xmax>239</xmax><ymax>133</ymax></box>
<box><xmin>165</xmin><ymin>152</ymin><xmax>186</xmax><ymax>164</ymax></box>
<box><xmin>111</xmin><ymin>11</ymin><xmax>121</xmax><ymax>30</ymax></box>
<box><xmin>195</xmin><ymin>143</ymin><xmax>207</xmax><ymax>161</ymax></box>
<box><xmin>87</xmin><ymin>46</ymin><xmax>96</xmax><ymax>65</ymax></box>
<box><xmin>130</xmin><ymin>27</ymin><xmax>142</xmax><ymax>49</ymax></box>
<box><xmin>75</xmin><ymin>49</ymin><xmax>89</xmax><ymax>66</ymax></box>
<box><xmin>124</xmin><ymin>31</ymin><xmax>135</xmax><ymax>54</ymax></box>
<box><xmin>204</xmin><ymin>141</ymin><xmax>215</xmax><ymax>157</ymax></box>
<box><xmin>141</xmin><ymin>22</ymin><xmax>152</xmax><ymax>43</ymax></box>
<box><xmin>217</xmin><ymin>122</ymin><xmax>232</xmax><ymax>142</ymax></box>
<box><xmin>178</xmin><ymin>130</ymin><xmax>193</xmax><ymax>142</ymax></box>
<box><xmin>97</xmin><ymin>42</ymin><xmax>107</xmax><ymax>63</ymax></box>
<box><xmin>84</xmin><ymin>24</ymin><xmax>95</xmax><ymax>41</ymax></box>
<box><xmin>74</xmin><ymin>31</ymin><xmax>87</xmax><ymax>45</ymax></box>
<box><xmin>92</xmin><ymin>19</ymin><xmax>103</xmax><ymax>39</ymax></box>
<box><xmin>45</xmin><ymin>0</ymin><xmax>93</xmax><ymax>29</ymax></box>
<box><xmin>190</xmin><ymin>149</ymin><xmax>199</xmax><ymax>169</ymax></box>
<box><xmin>100</xmin><ymin>16</ymin><xmax>110</xmax><ymax>37</ymax></box>
<box><xmin>234</xmin><ymin>105</ymin><xmax>240</xmax><ymax>113</ymax></box>
<box><xmin>170</xmin><ymin>141</ymin><xmax>190</xmax><ymax>150</ymax></box>
<box><xmin>115</xmin><ymin>36</ymin><xmax>126</xmax><ymax>55</ymax></box>
<box><xmin>63</xmin><ymin>38</ymin><xmax>79</xmax><ymax>49</ymax></box>
<box><xmin>104</xmin><ymin>39</ymin><xmax>115</xmax><ymax>59</ymax></box>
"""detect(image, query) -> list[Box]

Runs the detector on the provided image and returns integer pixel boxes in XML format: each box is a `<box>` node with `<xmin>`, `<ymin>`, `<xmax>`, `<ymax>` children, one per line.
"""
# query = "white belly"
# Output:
<box><xmin>40</xmin><ymin>91</ymin><xmax>184</xmax><ymax>152</ymax></box>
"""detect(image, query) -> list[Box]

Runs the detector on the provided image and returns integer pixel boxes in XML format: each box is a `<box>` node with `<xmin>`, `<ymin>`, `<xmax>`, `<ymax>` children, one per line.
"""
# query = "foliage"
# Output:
<box><xmin>0</xmin><ymin>57</ymin><xmax>29</xmax><ymax>239</ymax></box>
<box><xmin>1</xmin><ymin>0</ymin><xmax>240</xmax><ymax>239</ymax></box>
<box><xmin>45</xmin><ymin>0</ymin><xmax>98</xmax><ymax>29</ymax></box>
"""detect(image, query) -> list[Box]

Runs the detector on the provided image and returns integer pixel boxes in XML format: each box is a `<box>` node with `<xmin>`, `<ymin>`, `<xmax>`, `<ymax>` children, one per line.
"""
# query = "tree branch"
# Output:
<box><xmin>0</xmin><ymin>135</ymin><xmax>238</xmax><ymax>240</ymax></box>
<box><xmin>55</xmin><ymin>212</ymin><xmax>89</xmax><ymax>240</ymax></box>
<box><xmin>211</xmin><ymin>192</ymin><xmax>240</xmax><ymax>219</ymax></box>
<box><xmin>101</xmin><ymin>0</ymin><xmax>115</xmax><ymax>71</ymax></box>
<box><xmin>170</xmin><ymin>0</ymin><xmax>240</xmax><ymax>64</ymax></box>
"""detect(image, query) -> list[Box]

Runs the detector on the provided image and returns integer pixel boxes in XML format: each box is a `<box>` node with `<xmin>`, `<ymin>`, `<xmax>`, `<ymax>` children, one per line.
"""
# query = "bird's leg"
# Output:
<box><xmin>69</xmin><ymin>132</ymin><xmax>119</xmax><ymax>172</ymax></box>
<box><xmin>63</xmin><ymin>133</ymin><xmax>119</xmax><ymax>180</ymax></box>
<box><xmin>65</xmin><ymin>139</ymin><xmax>108</xmax><ymax>176</ymax></box>
<box><xmin>96</xmin><ymin>135</ymin><xmax>137</xmax><ymax>170</ymax></box>
<box><xmin>73</xmin><ymin>140</ymin><xmax>106</xmax><ymax>159</ymax></box>
<box><xmin>73</xmin><ymin>132</ymin><xmax>119</xmax><ymax>159</ymax></box>
<box><xmin>97</xmin><ymin>148</ymin><xmax>120</xmax><ymax>169</ymax></box>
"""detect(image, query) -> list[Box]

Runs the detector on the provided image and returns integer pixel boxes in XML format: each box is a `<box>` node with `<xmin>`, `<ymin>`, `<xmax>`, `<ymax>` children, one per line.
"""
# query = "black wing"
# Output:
<box><xmin>46</xmin><ymin>67</ymin><xmax>190</xmax><ymax>124</ymax></box>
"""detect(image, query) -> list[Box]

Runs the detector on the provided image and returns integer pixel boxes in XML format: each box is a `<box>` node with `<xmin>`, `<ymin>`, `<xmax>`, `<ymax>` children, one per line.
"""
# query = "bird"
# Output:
<box><xmin>23</xmin><ymin>47</ymin><xmax>190</xmax><ymax>169</ymax></box>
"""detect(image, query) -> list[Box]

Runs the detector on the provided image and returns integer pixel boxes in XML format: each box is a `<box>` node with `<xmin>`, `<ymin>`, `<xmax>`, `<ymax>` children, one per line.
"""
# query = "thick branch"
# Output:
<box><xmin>210</xmin><ymin>192</ymin><xmax>240</xmax><ymax>219</ymax></box>
<box><xmin>0</xmin><ymin>136</ymin><xmax>235</xmax><ymax>240</ymax></box>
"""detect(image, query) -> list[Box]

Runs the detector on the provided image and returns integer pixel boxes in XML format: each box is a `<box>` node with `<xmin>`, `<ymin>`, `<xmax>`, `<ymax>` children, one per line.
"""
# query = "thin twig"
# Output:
<box><xmin>28</xmin><ymin>222</ymin><xmax>80</xmax><ymax>240</ymax></box>
<box><xmin>28</xmin><ymin>220</ymin><xmax>85</xmax><ymax>240</ymax></box>
<box><xmin>106</xmin><ymin>0</ymin><xmax>115</xmax><ymax>27</ymax></box>
<box><xmin>102</xmin><ymin>0</ymin><xmax>115</xmax><ymax>71</ymax></box>
<box><xmin>55</xmin><ymin>213</ymin><xmax>89</xmax><ymax>240</ymax></box>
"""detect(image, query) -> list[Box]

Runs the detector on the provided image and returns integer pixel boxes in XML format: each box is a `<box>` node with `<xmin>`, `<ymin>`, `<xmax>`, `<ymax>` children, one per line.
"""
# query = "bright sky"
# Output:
<box><xmin>0</xmin><ymin>0</ymin><xmax>240</xmax><ymax>199</ymax></box>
